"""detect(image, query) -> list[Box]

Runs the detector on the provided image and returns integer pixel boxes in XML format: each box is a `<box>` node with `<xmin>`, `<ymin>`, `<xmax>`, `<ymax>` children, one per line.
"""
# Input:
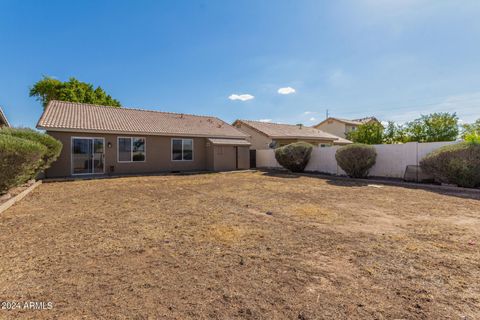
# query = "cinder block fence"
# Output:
<box><xmin>256</xmin><ymin>141</ymin><xmax>456</xmax><ymax>179</ymax></box>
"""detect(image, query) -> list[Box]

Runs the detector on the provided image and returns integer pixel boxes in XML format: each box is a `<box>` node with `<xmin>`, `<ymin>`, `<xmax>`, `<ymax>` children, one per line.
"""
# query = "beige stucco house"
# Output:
<box><xmin>313</xmin><ymin>117</ymin><xmax>381</xmax><ymax>138</ymax></box>
<box><xmin>0</xmin><ymin>106</ymin><xmax>10</xmax><ymax>127</ymax></box>
<box><xmin>232</xmin><ymin>119</ymin><xmax>351</xmax><ymax>150</ymax></box>
<box><xmin>37</xmin><ymin>101</ymin><xmax>251</xmax><ymax>178</ymax></box>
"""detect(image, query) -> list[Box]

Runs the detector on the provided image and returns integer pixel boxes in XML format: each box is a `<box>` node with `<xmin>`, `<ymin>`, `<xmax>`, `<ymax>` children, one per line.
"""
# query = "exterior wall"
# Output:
<box><xmin>257</xmin><ymin>141</ymin><xmax>457</xmax><ymax>179</ymax></box>
<box><xmin>211</xmin><ymin>145</ymin><xmax>250</xmax><ymax>171</ymax></box>
<box><xmin>46</xmin><ymin>131</ymin><xmax>209</xmax><ymax>178</ymax></box>
<box><xmin>206</xmin><ymin>143</ymin><xmax>215</xmax><ymax>171</ymax></box>
<box><xmin>233</xmin><ymin>122</ymin><xmax>272</xmax><ymax>150</ymax></box>
<box><xmin>314</xmin><ymin>120</ymin><xmax>348</xmax><ymax>138</ymax></box>
<box><xmin>344</xmin><ymin>124</ymin><xmax>357</xmax><ymax>136</ymax></box>
<box><xmin>237</xmin><ymin>146</ymin><xmax>250</xmax><ymax>169</ymax></box>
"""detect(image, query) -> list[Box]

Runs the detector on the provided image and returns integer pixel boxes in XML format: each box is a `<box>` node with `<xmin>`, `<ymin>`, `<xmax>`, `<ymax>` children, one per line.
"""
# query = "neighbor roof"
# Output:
<box><xmin>0</xmin><ymin>106</ymin><xmax>10</xmax><ymax>127</ymax></box>
<box><xmin>314</xmin><ymin>116</ymin><xmax>380</xmax><ymax>127</ymax></box>
<box><xmin>233</xmin><ymin>119</ymin><xmax>341</xmax><ymax>141</ymax></box>
<box><xmin>37</xmin><ymin>101</ymin><xmax>248</xmax><ymax>138</ymax></box>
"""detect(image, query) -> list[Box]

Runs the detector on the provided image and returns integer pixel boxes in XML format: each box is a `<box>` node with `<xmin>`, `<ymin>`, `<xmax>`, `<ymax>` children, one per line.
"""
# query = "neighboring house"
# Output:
<box><xmin>0</xmin><ymin>106</ymin><xmax>10</xmax><ymax>127</ymax></box>
<box><xmin>37</xmin><ymin>101</ymin><xmax>251</xmax><ymax>178</ymax></box>
<box><xmin>313</xmin><ymin>117</ymin><xmax>381</xmax><ymax>138</ymax></box>
<box><xmin>232</xmin><ymin>119</ymin><xmax>352</xmax><ymax>150</ymax></box>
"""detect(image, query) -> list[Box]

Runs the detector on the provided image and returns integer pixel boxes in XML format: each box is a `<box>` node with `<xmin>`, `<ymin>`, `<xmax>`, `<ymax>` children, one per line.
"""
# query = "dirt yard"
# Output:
<box><xmin>0</xmin><ymin>171</ymin><xmax>479</xmax><ymax>319</ymax></box>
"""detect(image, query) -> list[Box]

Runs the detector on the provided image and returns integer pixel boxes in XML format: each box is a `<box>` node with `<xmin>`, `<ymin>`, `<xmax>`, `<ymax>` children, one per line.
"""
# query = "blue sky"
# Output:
<box><xmin>1</xmin><ymin>0</ymin><xmax>480</xmax><ymax>128</ymax></box>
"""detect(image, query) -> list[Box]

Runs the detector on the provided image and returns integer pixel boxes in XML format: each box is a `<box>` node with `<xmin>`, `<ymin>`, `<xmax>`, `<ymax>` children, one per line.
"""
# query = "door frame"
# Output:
<box><xmin>71</xmin><ymin>136</ymin><xmax>105</xmax><ymax>176</ymax></box>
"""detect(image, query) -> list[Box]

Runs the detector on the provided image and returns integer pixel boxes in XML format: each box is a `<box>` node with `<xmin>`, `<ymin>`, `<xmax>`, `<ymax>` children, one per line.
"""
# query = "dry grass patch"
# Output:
<box><xmin>0</xmin><ymin>171</ymin><xmax>479</xmax><ymax>319</ymax></box>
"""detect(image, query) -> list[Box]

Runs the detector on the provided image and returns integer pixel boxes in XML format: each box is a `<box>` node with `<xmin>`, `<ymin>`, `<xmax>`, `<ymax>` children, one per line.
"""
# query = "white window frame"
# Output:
<box><xmin>71</xmin><ymin>136</ymin><xmax>105</xmax><ymax>176</ymax></box>
<box><xmin>171</xmin><ymin>138</ymin><xmax>194</xmax><ymax>161</ymax></box>
<box><xmin>117</xmin><ymin>137</ymin><xmax>147</xmax><ymax>163</ymax></box>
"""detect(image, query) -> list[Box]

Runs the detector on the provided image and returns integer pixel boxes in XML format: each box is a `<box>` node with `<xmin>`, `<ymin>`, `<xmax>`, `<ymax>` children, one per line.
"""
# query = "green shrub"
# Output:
<box><xmin>0</xmin><ymin>135</ymin><xmax>47</xmax><ymax>193</ymax></box>
<box><xmin>420</xmin><ymin>142</ymin><xmax>480</xmax><ymax>188</ymax></box>
<box><xmin>464</xmin><ymin>132</ymin><xmax>480</xmax><ymax>144</ymax></box>
<box><xmin>0</xmin><ymin>128</ymin><xmax>62</xmax><ymax>175</ymax></box>
<box><xmin>335</xmin><ymin>144</ymin><xmax>377</xmax><ymax>178</ymax></box>
<box><xmin>274</xmin><ymin>142</ymin><xmax>313</xmax><ymax>172</ymax></box>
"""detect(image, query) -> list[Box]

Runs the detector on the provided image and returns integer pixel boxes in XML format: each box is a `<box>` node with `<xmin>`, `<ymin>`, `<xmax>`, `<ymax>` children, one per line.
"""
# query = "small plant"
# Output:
<box><xmin>274</xmin><ymin>142</ymin><xmax>313</xmax><ymax>172</ymax></box>
<box><xmin>335</xmin><ymin>144</ymin><xmax>377</xmax><ymax>178</ymax></box>
<box><xmin>0</xmin><ymin>135</ymin><xmax>47</xmax><ymax>193</ymax></box>
<box><xmin>420</xmin><ymin>142</ymin><xmax>480</xmax><ymax>188</ymax></box>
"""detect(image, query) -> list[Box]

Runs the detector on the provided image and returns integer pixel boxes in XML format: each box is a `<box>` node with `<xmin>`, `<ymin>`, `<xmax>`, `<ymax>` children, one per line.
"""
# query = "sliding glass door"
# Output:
<box><xmin>72</xmin><ymin>138</ymin><xmax>104</xmax><ymax>175</ymax></box>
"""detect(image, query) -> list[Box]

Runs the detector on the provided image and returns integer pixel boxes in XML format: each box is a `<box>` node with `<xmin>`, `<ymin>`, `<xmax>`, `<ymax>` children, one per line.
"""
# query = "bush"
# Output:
<box><xmin>335</xmin><ymin>144</ymin><xmax>377</xmax><ymax>178</ymax></box>
<box><xmin>274</xmin><ymin>142</ymin><xmax>313</xmax><ymax>172</ymax></box>
<box><xmin>464</xmin><ymin>132</ymin><xmax>480</xmax><ymax>144</ymax></box>
<box><xmin>420</xmin><ymin>142</ymin><xmax>480</xmax><ymax>188</ymax></box>
<box><xmin>0</xmin><ymin>128</ymin><xmax>62</xmax><ymax>176</ymax></box>
<box><xmin>0</xmin><ymin>135</ymin><xmax>47</xmax><ymax>193</ymax></box>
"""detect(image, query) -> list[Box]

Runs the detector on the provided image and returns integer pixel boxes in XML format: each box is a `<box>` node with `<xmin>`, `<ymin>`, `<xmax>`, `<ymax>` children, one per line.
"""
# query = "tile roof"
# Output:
<box><xmin>37</xmin><ymin>101</ymin><xmax>248</xmax><ymax>138</ymax></box>
<box><xmin>333</xmin><ymin>136</ymin><xmax>353</xmax><ymax>145</ymax></box>
<box><xmin>208</xmin><ymin>138</ymin><xmax>251</xmax><ymax>146</ymax></box>
<box><xmin>0</xmin><ymin>106</ymin><xmax>10</xmax><ymax>127</ymax></box>
<box><xmin>314</xmin><ymin>116</ymin><xmax>380</xmax><ymax>127</ymax></box>
<box><xmin>234</xmin><ymin>120</ymin><xmax>340</xmax><ymax>141</ymax></box>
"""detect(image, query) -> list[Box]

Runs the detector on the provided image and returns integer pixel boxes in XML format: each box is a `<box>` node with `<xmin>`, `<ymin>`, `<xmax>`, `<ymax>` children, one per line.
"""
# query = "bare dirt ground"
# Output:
<box><xmin>0</xmin><ymin>171</ymin><xmax>479</xmax><ymax>319</ymax></box>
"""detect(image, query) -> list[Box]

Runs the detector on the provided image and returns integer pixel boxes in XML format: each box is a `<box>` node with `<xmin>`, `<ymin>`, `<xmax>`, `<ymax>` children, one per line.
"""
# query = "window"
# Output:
<box><xmin>118</xmin><ymin>137</ymin><xmax>146</xmax><ymax>162</ymax></box>
<box><xmin>172</xmin><ymin>139</ymin><xmax>193</xmax><ymax>161</ymax></box>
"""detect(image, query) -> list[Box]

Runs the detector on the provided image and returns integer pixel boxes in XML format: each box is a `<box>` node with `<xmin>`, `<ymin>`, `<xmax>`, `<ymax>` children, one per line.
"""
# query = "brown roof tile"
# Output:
<box><xmin>37</xmin><ymin>101</ymin><xmax>248</xmax><ymax>138</ymax></box>
<box><xmin>234</xmin><ymin>120</ymin><xmax>341</xmax><ymax>141</ymax></box>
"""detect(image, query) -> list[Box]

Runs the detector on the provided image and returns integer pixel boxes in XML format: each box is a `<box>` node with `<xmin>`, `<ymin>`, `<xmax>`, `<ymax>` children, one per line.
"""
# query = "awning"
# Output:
<box><xmin>207</xmin><ymin>138</ymin><xmax>251</xmax><ymax>146</ymax></box>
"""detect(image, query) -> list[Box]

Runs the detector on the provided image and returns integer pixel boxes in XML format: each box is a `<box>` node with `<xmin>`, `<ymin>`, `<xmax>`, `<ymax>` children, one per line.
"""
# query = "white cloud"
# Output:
<box><xmin>258</xmin><ymin>119</ymin><xmax>272</xmax><ymax>123</ymax></box>
<box><xmin>303</xmin><ymin>111</ymin><xmax>314</xmax><ymax>115</ymax></box>
<box><xmin>277</xmin><ymin>87</ymin><xmax>296</xmax><ymax>95</ymax></box>
<box><xmin>228</xmin><ymin>94</ymin><xmax>254</xmax><ymax>101</ymax></box>
<box><xmin>309</xmin><ymin>117</ymin><xmax>316</xmax><ymax>121</ymax></box>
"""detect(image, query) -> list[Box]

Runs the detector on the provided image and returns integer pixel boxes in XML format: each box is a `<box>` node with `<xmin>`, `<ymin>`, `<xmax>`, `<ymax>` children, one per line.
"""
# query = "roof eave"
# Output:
<box><xmin>38</xmin><ymin>126</ymin><xmax>249</xmax><ymax>139</ymax></box>
<box><xmin>270</xmin><ymin>136</ymin><xmax>337</xmax><ymax>141</ymax></box>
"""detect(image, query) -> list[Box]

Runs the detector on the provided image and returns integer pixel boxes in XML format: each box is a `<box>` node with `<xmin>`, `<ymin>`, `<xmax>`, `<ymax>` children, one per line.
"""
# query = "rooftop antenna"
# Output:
<box><xmin>326</xmin><ymin>109</ymin><xmax>329</xmax><ymax>119</ymax></box>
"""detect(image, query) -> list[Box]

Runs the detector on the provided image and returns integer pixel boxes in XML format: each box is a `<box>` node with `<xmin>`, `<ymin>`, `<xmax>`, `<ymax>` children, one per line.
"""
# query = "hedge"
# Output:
<box><xmin>0</xmin><ymin>135</ymin><xmax>47</xmax><ymax>193</ymax></box>
<box><xmin>0</xmin><ymin>128</ymin><xmax>62</xmax><ymax>176</ymax></box>
<box><xmin>335</xmin><ymin>144</ymin><xmax>377</xmax><ymax>178</ymax></box>
<box><xmin>274</xmin><ymin>142</ymin><xmax>313</xmax><ymax>172</ymax></box>
<box><xmin>420</xmin><ymin>142</ymin><xmax>480</xmax><ymax>188</ymax></box>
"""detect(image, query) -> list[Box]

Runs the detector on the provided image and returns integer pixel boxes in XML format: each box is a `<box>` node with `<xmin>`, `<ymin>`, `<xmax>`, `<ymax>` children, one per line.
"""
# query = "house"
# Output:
<box><xmin>232</xmin><ymin>119</ymin><xmax>352</xmax><ymax>150</ymax></box>
<box><xmin>313</xmin><ymin>117</ymin><xmax>381</xmax><ymax>138</ymax></box>
<box><xmin>37</xmin><ymin>101</ymin><xmax>251</xmax><ymax>178</ymax></box>
<box><xmin>0</xmin><ymin>106</ymin><xmax>10</xmax><ymax>127</ymax></box>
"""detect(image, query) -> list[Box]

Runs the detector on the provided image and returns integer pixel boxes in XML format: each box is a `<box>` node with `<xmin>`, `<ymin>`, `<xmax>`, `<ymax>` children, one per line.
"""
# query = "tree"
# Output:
<box><xmin>403</xmin><ymin>112</ymin><xmax>459</xmax><ymax>142</ymax></box>
<box><xmin>383</xmin><ymin>121</ymin><xmax>407</xmax><ymax>144</ymax></box>
<box><xmin>30</xmin><ymin>76</ymin><xmax>121</xmax><ymax>109</ymax></box>
<box><xmin>346</xmin><ymin>122</ymin><xmax>384</xmax><ymax>144</ymax></box>
<box><xmin>462</xmin><ymin>119</ymin><xmax>480</xmax><ymax>137</ymax></box>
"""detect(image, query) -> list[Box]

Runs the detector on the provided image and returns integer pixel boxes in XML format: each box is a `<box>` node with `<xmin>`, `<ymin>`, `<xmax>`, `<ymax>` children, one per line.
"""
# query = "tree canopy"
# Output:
<box><xmin>346</xmin><ymin>122</ymin><xmax>384</xmax><ymax>144</ymax></box>
<box><xmin>462</xmin><ymin>119</ymin><xmax>480</xmax><ymax>143</ymax></box>
<box><xmin>346</xmin><ymin>112</ymin><xmax>460</xmax><ymax>144</ymax></box>
<box><xmin>403</xmin><ymin>112</ymin><xmax>458</xmax><ymax>142</ymax></box>
<box><xmin>30</xmin><ymin>76</ymin><xmax>121</xmax><ymax>109</ymax></box>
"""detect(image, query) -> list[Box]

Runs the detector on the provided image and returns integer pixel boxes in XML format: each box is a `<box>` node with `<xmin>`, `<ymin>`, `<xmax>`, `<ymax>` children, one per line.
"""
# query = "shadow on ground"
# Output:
<box><xmin>259</xmin><ymin>169</ymin><xmax>480</xmax><ymax>201</ymax></box>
